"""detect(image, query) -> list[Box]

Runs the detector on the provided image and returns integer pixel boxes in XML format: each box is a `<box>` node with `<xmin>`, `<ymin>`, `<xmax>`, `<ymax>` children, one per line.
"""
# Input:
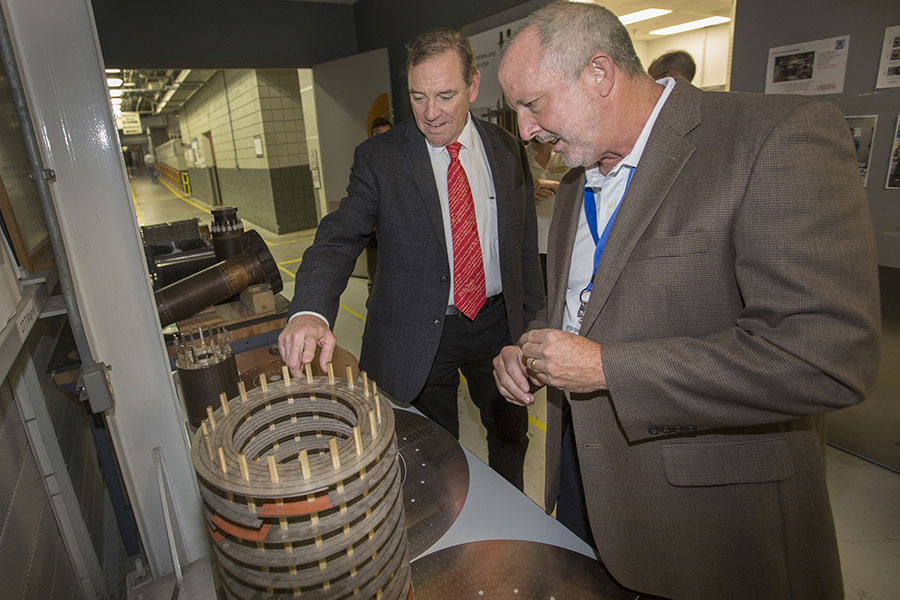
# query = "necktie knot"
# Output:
<box><xmin>447</xmin><ymin>141</ymin><xmax>462</xmax><ymax>161</ymax></box>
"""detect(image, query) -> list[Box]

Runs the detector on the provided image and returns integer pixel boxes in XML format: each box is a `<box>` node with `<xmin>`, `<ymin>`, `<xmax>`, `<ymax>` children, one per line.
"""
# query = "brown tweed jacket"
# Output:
<box><xmin>536</xmin><ymin>79</ymin><xmax>880</xmax><ymax>599</ymax></box>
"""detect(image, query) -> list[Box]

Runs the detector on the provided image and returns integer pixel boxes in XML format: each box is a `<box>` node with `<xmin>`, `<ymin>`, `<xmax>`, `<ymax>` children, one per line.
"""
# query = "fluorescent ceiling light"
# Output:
<box><xmin>105</xmin><ymin>68</ymin><xmax>121</xmax><ymax>74</ymax></box>
<box><xmin>106</xmin><ymin>77</ymin><xmax>123</xmax><ymax>87</ymax></box>
<box><xmin>110</xmin><ymin>98</ymin><xmax>123</xmax><ymax>105</ymax></box>
<box><xmin>619</xmin><ymin>8</ymin><xmax>671</xmax><ymax>25</ymax></box>
<box><xmin>650</xmin><ymin>16</ymin><xmax>730</xmax><ymax>36</ymax></box>
<box><xmin>109</xmin><ymin>89</ymin><xmax>123</xmax><ymax>97</ymax></box>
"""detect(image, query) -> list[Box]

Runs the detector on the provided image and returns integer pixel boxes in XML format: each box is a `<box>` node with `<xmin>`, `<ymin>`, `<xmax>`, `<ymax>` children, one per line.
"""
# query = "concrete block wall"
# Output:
<box><xmin>257</xmin><ymin>69</ymin><xmax>317</xmax><ymax>231</ymax></box>
<box><xmin>177</xmin><ymin>69</ymin><xmax>317</xmax><ymax>233</ymax></box>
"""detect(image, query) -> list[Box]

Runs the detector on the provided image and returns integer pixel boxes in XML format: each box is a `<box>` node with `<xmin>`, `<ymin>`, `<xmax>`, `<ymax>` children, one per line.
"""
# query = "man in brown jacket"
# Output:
<box><xmin>493</xmin><ymin>3</ymin><xmax>880</xmax><ymax>599</ymax></box>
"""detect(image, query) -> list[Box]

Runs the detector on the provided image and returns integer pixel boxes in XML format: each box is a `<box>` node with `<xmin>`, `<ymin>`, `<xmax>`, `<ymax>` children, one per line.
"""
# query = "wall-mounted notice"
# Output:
<box><xmin>876</xmin><ymin>25</ymin><xmax>900</xmax><ymax>89</ymax></box>
<box><xmin>765</xmin><ymin>35</ymin><xmax>849</xmax><ymax>95</ymax></box>
<box><xmin>845</xmin><ymin>115</ymin><xmax>878</xmax><ymax>187</ymax></box>
<box><xmin>468</xmin><ymin>18</ymin><xmax>527</xmax><ymax>121</ymax></box>
<box><xmin>886</xmin><ymin>116</ymin><xmax>900</xmax><ymax>190</ymax></box>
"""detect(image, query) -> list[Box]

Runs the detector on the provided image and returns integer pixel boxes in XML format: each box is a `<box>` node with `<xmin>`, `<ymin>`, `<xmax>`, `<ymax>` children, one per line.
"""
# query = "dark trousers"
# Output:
<box><xmin>413</xmin><ymin>295</ymin><xmax>529</xmax><ymax>490</ymax></box>
<box><xmin>557</xmin><ymin>410</ymin><xmax>596</xmax><ymax>548</ymax></box>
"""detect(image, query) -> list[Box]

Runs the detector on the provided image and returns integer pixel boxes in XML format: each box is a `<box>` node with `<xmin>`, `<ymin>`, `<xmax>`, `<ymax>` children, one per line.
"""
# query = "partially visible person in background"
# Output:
<box><xmin>526</xmin><ymin>140</ymin><xmax>567</xmax><ymax>283</ymax></box>
<box><xmin>647</xmin><ymin>49</ymin><xmax>696</xmax><ymax>82</ymax></box>
<box><xmin>366</xmin><ymin>117</ymin><xmax>393</xmax><ymax>290</ymax></box>
<box><xmin>143</xmin><ymin>149</ymin><xmax>157</xmax><ymax>181</ymax></box>
<box><xmin>370</xmin><ymin>117</ymin><xmax>393</xmax><ymax>136</ymax></box>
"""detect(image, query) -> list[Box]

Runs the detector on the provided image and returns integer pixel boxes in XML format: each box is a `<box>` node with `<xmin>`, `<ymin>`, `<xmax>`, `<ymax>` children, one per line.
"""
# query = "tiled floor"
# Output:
<box><xmin>133</xmin><ymin>173</ymin><xmax>899</xmax><ymax>599</ymax></box>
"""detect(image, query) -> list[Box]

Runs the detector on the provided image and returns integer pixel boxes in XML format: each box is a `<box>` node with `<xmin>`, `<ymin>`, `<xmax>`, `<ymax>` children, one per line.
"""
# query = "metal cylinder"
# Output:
<box><xmin>210</xmin><ymin>206</ymin><xmax>245</xmax><ymax>262</ymax></box>
<box><xmin>176</xmin><ymin>326</ymin><xmax>240</xmax><ymax>426</ymax></box>
<box><xmin>155</xmin><ymin>230</ymin><xmax>282</xmax><ymax>327</ymax></box>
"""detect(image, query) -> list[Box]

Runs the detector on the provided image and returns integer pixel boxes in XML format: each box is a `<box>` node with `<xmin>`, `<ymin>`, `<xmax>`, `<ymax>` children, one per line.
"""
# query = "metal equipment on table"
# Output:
<box><xmin>155</xmin><ymin>229</ymin><xmax>282</xmax><ymax>327</ymax></box>
<box><xmin>394</xmin><ymin>410</ymin><xmax>468</xmax><ymax>559</ymax></box>
<box><xmin>142</xmin><ymin>218</ymin><xmax>217</xmax><ymax>290</ymax></box>
<box><xmin>210</xmin><ymin>206</ymin><xmax>245</xmax><ymax>262</ymax></box>
<box><xmin>175</xmin><ymin>326</ymin><xmax>240</xmax><ymax>426</ymax></box>
<box><xmin>191</xmin><ymin>367</ymin><xmax>412</xmax><ymax>600</ymax></box>
<box><xmin>410</xmin><ymin>539</ymin><xmax>641</xmax><ymax>599</ymax></box>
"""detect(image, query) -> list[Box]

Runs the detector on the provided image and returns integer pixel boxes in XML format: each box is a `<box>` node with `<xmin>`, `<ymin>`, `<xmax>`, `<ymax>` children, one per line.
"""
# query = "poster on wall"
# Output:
<box><xmin>845</xmin><ymin>115</ymin><xmax>878</xmax><ymax>187</ymax></box>
<box><xmin>468</xmin><ymin>18</ymin><xmax>527</xmax><ymax>121</ymax></box>
<box><xmin>764</xmin><ymin>35</ymin><xmax>849</xmax><ymax>95</ymax></box>
<box><xmin>886</xmin><ymin>116</ymin><xmax>900</xmax><ymax>190</ymax></box>
<box><xmin>876</xmin><ymin>25</ymin><xmax>900</xmax><ymax>89</ymax></box>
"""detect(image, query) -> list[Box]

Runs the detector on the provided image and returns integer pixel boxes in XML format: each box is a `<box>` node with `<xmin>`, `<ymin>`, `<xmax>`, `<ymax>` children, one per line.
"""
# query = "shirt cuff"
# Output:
<box><xmin>289</xmin><ymin>311</ymin><xmax>331</xmax><ymax>328</ymax></box>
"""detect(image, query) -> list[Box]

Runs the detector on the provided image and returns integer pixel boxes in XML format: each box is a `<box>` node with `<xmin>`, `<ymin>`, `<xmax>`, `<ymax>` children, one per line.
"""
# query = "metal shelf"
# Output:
<box><xmin>0</xmin><ymin>269</ymin><xmax>57</xmax><ymax>383</ymax></box>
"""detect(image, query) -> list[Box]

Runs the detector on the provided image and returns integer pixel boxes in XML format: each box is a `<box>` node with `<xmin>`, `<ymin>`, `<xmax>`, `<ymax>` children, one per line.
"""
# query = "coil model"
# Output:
<box><xmin>191</xmin><ymin>365</ymin><xmax>412</xmax><ymax>600</ymax></box>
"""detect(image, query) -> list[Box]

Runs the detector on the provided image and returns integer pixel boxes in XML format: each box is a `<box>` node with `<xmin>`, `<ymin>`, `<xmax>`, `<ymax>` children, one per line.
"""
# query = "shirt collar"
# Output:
<box><xmin>426</xmin><ymin>112</ymin><xmax>475</xmax><ymax>158</ymax></box>
<box><xmin>585</xmin><ymin>76</ymin><xmax>676</xmax><ymax>185</ymax></box>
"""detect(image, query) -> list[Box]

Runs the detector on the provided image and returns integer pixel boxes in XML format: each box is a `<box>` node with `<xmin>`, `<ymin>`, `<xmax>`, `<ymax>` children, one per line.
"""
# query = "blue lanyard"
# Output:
<box><xmin>583</xmin><ymin>165</ymin><xmax>635</xmax><ymax>292</ymax></box>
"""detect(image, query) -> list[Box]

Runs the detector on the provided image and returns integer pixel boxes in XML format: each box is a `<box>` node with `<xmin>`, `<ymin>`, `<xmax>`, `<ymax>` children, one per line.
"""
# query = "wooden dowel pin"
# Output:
<box><xmin>217</xmin><ymin>447</ymin><xmax>227</xmax><ymax>475</ymax></box>
<box><xmin>329</xmin><ymin>437</ymin><xmax>341</xmax><ymax>470</ymax></box>
<box><xmin>267</xmin><ymin>455</ymin><xmax>279</xmax><ymax>484</ymax></box>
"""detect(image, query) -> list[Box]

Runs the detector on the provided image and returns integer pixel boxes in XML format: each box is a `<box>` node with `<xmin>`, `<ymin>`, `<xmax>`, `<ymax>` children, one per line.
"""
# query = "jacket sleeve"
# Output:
<box><xmin>288</xmin><ymin>143</ymin><xmax>379</xmax><ymax>327</ymax></box>
<box><xmin>602</xmin><ymin>100</ymin><xmax>881</xmax><ymax>442</ymax></box>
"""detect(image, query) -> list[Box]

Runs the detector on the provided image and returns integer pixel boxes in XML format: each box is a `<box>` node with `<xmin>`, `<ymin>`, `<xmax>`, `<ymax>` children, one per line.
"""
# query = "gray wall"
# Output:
<box><xmin>354</xmin><ymin>0</ymin><xmax>539</xmax><ymax>122</ymax></box>
<box><xmin>731</xmin><ymin>0</ymin><xmax>900</xmax><ymax>267</ymax></box>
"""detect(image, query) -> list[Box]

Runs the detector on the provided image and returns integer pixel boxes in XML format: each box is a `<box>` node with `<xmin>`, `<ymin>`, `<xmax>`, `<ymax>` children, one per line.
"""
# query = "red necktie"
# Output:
<box><xmin>447</xmin><ymin>141</ymin><xmax>486</xmax><ymax>320</ymax></box>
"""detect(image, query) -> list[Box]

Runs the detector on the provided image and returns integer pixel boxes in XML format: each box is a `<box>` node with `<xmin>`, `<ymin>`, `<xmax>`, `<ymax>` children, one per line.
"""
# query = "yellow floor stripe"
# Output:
<box><xmin>278</xmin><ymin>264</ymin><xmax>296</xmax><ymax>280</ymax></box>
<box><xmin>339</xmin><ymin>304</ymin><xmax>366</xmax><ymax>322</ymax></box>
<box><xmin>160</xmin><ymin>179</ymin><xmax>212</xmax><ymax>215</ymax></box>
<box><xmin>129</xmin><ymin>183</ymin><xmax>144</xmax><ymax>225</ymax></box>
<box><xmin>267</xmin><ymin>236</ymin><xmax>316</xmax><ymax>247</ymax></box>
<box><xmin>278</xmin><ymin>258</ymin><xmax>303</xmax><ymax>266</ymax></box>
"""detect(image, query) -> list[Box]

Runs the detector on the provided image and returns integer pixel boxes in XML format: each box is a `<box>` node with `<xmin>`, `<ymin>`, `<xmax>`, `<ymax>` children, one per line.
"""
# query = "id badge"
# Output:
<box><xmin>567</xmin><ymin>286</ymin><xmax>591</xmax><ymax>333</ymax></box>
<box><xmin>576</xmin><ymin>287</ymin><xmax>591</xmax><ymax>319</ymax></box>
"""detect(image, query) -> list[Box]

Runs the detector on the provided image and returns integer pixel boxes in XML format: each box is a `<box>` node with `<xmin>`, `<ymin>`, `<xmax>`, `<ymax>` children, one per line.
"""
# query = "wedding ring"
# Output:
<box><xmin>530</xmin><ymin>358</ymin><xmax>537</xmax><ymax>370</ymax></box>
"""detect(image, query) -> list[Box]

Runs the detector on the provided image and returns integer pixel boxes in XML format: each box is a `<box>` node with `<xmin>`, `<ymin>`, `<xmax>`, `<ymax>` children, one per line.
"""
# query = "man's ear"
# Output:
<box><xmin>585</xmin><ymin>53</ymin><xmax>614</xmax><ymax>97</ymax></box>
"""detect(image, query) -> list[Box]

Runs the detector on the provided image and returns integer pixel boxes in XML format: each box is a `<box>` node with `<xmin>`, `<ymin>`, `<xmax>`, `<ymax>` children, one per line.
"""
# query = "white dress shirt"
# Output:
<box><xmin>563</xmin><ymin>77</ymin><xmax>676</xmax><ymax>334</ymax></box>
<box><xmin>292</xmin><ymin>113</ymin><xmax>501</xmax><ymax>327</ymax></box>
<box><xmin>426</xmin><ymin>113</ymin><xmax>502</xmax><ymax>305</ymax></box>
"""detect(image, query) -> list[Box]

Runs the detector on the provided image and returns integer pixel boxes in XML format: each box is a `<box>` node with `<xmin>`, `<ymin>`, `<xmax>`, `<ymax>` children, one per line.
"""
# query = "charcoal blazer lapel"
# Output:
<box><xmin>401</xmin><ymin>122</ymin><xmax>448</xmax><ymax>262</ymax></box>
<box><xmin>578</xmin><ymin>81</ymin><xmax>701</xmax><ymax>338</ymax></box>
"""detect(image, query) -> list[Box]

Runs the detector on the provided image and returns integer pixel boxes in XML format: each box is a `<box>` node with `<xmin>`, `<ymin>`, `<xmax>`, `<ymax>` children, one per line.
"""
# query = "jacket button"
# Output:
<box><xmin>674</xmin><ymin>425</ymin><xmax>683</xmax><ymax>433</ymax></box>
<box><xmin>648</xmin><ymin>426</ymin><xmax>659</xmax><ymax>435</ymax></box>
<box><xmin>686</xmin><ymin>425</ymin><xmax>696</xmax><ymax>432</ymax></box>
<box><xmin>433</xmin><ymin>319</ymin><xmax>441</xmax><ymax>326</ymax></box>
<box><xmin>661</xmin><ymin>426</ymin><xmax>672</xmax><ymax>434</ymax></box>
<box><xmin>440</xmin><ymin>275</ymin><xmax>448</xmax><ymax>283</ymax></box>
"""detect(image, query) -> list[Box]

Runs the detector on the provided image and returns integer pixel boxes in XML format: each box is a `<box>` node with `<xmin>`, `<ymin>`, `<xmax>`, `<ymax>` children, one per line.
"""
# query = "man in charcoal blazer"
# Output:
<box><xmin>280</xmin><ymin>28</ymin><xmax>543</xmax><ymax>489</ymax></box>
<box><xmin>494</xmin><ymin>3</ymin><xmax>879</xmax><ymax>599</ymax></box>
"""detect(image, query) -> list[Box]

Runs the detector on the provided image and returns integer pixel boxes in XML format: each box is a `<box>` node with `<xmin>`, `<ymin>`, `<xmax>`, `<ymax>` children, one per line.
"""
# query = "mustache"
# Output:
<box><xmin>533</xmin><ymin>132</ymin><xmax>561</xmax><ymax>144</ymax></box>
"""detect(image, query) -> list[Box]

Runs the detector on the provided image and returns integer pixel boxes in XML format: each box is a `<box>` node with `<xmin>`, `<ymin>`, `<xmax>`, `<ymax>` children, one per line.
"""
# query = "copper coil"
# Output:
<box><xmin>191</xmin><ymin>369</ymin><xmax>411</xmax><ymax>599</ymax></box>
